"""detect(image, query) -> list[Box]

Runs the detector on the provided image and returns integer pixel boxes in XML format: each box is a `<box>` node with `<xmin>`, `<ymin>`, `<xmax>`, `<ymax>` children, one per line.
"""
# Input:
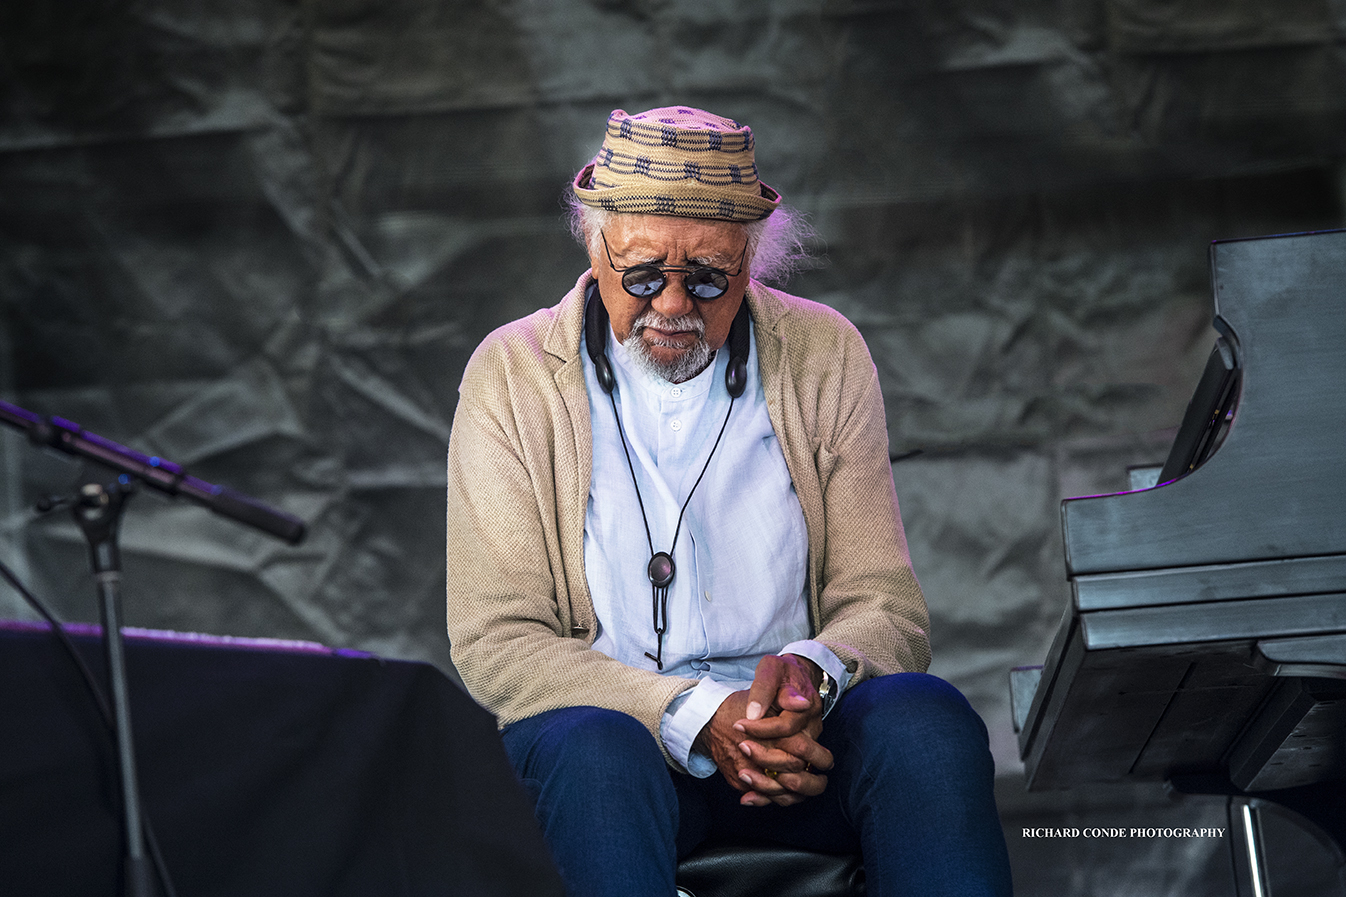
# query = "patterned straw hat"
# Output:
<box><xmin>571</xmin><ymin>106</ymin><xmax>781</xmax><ymax>222</ymax></box>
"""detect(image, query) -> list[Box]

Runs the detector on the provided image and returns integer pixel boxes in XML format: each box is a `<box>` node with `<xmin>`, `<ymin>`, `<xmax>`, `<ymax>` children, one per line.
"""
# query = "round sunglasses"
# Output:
<box><xmin>602</xmin><ymin>231</ymin><xmax>747</xmax><ymax>300</ymax></box>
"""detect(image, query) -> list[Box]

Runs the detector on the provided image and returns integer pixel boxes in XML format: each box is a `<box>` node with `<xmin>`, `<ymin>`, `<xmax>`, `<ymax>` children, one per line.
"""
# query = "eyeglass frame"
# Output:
<box><xmin>601</xmin><ymin>230</ymin><xmax>749</xmax><ymax>300</ymax></box>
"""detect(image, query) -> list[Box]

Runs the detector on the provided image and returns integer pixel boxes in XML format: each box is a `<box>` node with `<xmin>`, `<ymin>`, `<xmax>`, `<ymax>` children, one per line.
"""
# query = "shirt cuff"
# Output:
<box><xmin>780</xmin><ymin>640</ymin><xmax>852</xmax><ymax>715</ymax></box>
<box><xmin>660</xmin><ymin>678</ymin><xmax>738</xmax><ymax>778</ymax></box>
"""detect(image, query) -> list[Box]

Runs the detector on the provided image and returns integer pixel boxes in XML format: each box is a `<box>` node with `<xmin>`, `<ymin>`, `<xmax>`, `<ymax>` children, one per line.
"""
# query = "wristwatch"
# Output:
<box><xmin>816</xmin><ymin>668</ymin><xmax>838</xmax><ymax>718</ymax></box>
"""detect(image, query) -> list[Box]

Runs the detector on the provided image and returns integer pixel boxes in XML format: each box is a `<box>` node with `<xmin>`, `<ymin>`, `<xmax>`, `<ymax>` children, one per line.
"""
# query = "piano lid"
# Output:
<box><xmin>1062</xmin><ymin>229</ymin><xmax>1346</xmax><ymax>576</ymax></box>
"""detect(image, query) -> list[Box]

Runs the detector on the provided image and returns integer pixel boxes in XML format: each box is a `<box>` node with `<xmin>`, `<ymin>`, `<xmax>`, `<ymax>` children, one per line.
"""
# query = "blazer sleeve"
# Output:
<box><xmin>801</xmin><ymin>312</ymin><xmax>932</xmax><ymax>682</ymax></box>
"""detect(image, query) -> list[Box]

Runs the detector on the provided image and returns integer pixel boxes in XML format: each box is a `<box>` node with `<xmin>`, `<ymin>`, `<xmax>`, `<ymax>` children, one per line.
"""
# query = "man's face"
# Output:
<box><xmin>588</xmin><ymin>214</ymin><xmax>750</xmax><ymax>383</ymax></box>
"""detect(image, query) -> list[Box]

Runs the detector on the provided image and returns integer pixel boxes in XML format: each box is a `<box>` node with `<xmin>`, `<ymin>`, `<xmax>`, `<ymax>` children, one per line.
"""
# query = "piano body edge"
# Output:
<box><xmin>1018</xmin><ymin>229</ymin><xmax>1346</xmax><ymax>801</ymax></box>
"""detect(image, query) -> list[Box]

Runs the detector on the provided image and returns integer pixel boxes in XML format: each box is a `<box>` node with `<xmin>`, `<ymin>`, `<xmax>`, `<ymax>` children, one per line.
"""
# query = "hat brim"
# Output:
<box><xmin>571</xmin><ymin>163</ymin><xmax>780</xmax><ymax>222</ymax></box>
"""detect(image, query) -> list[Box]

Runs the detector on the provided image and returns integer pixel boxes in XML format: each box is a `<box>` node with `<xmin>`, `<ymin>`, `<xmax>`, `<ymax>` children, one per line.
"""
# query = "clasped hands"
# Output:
<box><xmin>692</xmin><ymin>654</ymin><xmax>835</xmax><ymax>807</ymax></box>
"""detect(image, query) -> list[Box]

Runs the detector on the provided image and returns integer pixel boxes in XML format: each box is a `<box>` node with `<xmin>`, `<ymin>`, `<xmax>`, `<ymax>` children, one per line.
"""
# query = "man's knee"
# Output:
<box><xmin>833</xmin><ymin>673</ymin><xmax>992</xmax><ymax>773</ymax></box>
<box><xmin>504</xmin><ymin>705</ymin><xmax>666</xmax><ymax>782</ymax></box>
<box><xmin>831</xmin><ymin>675</ymin><xmax>1012</xmax><ymax>895</ymax></box>
<box><xmin>501</xmin><ymin>708</ymin><xmax>681</xmax><ymax>895</ymax></box>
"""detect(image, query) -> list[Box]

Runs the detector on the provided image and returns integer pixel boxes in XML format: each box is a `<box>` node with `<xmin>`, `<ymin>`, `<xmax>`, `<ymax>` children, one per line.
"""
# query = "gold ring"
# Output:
<box><xmin>764</xmin><ymin>768</ymin><xmax>778</xmax><ymax>779</ymax></box>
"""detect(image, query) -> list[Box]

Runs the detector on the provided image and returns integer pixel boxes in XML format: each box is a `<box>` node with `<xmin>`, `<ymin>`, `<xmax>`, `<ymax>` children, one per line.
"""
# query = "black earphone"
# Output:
<box><xmin>584</xmin><ymin>280</ymin><xmax>750</xmax><ymax>399</ymax></box>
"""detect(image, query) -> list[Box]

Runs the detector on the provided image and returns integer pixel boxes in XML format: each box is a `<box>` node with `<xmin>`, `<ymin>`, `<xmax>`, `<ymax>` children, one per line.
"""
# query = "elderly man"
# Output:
<box><xmin>446</xmin><ymin>106</ymin><xmax>1012</xmax><ymax>896</ymax></box>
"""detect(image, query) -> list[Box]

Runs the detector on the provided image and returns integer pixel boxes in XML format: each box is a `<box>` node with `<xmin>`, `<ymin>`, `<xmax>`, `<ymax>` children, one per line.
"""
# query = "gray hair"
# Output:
<box><xmin>565</xmin><ymin>193</ymin><xmax>816</xmax><ymax>287</ymax></box>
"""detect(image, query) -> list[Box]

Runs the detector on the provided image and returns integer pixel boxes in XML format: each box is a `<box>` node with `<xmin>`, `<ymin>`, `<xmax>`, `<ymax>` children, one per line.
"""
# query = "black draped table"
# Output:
<box><xmin>0</xmin><ymin>622</ymin><xmax>563</xmax><ymax>896</ymax></box>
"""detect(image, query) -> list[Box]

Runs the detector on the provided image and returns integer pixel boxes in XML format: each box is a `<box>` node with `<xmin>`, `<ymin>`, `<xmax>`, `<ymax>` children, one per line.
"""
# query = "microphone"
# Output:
<box><xmin>1</xmin><ymin>401</ymin><xmax>305</xmax><ymax>544</ymax></box>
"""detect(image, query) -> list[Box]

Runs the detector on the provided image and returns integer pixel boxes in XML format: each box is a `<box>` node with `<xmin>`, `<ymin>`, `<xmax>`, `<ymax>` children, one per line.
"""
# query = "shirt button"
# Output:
<box><xmin>670</xmin><ymin>419</ymin><xmax>682</xmax><ymax>431</ymax></box>
<box><xmin>670</xmin><ymin>387</ymin><xmax>683</xmax><ymax>398</ymax></box>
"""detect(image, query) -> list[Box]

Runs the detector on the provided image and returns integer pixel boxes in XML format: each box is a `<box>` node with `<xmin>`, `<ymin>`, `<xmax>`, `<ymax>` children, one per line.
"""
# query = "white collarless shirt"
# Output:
<box><xmin>582</xmin><ymin>319</ymin><xmax>851</xmax><ymax>775</ymax></box>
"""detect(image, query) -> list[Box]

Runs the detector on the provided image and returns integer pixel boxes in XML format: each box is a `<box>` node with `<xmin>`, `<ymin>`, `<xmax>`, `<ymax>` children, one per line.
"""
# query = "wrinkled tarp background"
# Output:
<box><xmin>2</xmin><ymin>2</ymin><xmax>1344</xmax><ymax>894</ymax></box>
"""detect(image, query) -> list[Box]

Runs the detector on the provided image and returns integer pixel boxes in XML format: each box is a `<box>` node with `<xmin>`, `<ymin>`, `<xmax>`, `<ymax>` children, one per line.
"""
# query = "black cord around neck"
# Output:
<box><xmin>606</xmin><ymin>386</ymin><xmax>735</xmax><ymax>669</ymax></box>
<box><xmin>585</xmin><ymin>284</ymin><xmax>749</xmax><ymax>669</ymax></box>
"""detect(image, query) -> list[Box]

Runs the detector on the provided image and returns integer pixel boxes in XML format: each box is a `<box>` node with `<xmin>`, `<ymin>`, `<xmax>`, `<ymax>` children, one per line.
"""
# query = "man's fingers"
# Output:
<box><xmin>744</xmin><ymin>657</ymin><xmax>785</xmax><ymax>721</ymax></box>
<box><xmin>737</xmin><ymin>738</ymin><xmax>834</xmax><ymax>774</ymax></box>
<box><xmin>787</xmin><ymin>736</ymin><xmax>834</xmax><ymax>773</ymax></box>
<box><xmin>775</xmin><ymin>673</ymin><xmax>817</xmax><ymax>712</ymax></box>
<box><xmin>775</xmin><ymin>681</ymin><xmax>812</xmax><ymax>712</ymax></box>
<box><xmin>737</xmin><ymin>765</ymin><xmax>828</xmax><ymax>799</ymax></box>
<box><xmin>738</xmin><ymin>741</ymin><xmax>807</xmax><ymax>773</ymax></box>
<box><xmin>703</xmin><ymin>684</ymin><xmax>830</xmax><ymax>805</ymax></box>
<box><xmin>773</xmin><ymin>771</ymin><xmax>827</xmax><ymax>798</ymax></box>
<box><xmin>776</xmin><ymin>654</ymin><xmax>823</xmax><ymax>714</ymax></box>
<box><xmin>743</xmin><ymin>655</ymin><xmax>823</xmax><ymax>723</ymax></box>
<box><xmin>735</xmin><ymin>709</ymin><xmax>813</xmax><ymax>740</ymax></box>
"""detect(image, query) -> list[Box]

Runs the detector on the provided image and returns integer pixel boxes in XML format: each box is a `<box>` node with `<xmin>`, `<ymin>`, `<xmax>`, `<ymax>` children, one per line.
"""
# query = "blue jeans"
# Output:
<box><xmin>500</xmin><ymin>673</ymin><xmax>1013</xmax><ymax>897</ymax></box>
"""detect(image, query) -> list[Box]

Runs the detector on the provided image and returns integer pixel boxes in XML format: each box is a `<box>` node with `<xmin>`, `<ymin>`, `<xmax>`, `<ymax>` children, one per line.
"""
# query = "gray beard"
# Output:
<box><xmin>622</xmin><ymin>310</ymin><xmax>714</xmax><ymax>383</ymax></box>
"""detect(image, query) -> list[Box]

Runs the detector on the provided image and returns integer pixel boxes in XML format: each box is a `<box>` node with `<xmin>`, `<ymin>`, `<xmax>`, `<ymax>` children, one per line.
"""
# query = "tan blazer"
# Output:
<box><xmin>446</xmin><ymin>273</ymin><xmax>930</xmax><ymax>764</ymax></box>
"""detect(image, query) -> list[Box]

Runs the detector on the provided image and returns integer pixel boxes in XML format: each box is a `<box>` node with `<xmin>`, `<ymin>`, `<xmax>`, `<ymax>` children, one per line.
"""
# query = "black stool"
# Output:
<box><xmin>676</xmin><ymin>841</ymin><xmax>865</xmax><ymax>897</ymax></box>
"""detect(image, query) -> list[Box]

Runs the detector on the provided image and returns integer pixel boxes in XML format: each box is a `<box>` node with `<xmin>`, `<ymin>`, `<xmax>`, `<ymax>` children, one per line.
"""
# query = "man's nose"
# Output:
<box><xmin>651</xmin><ymin>275</ymin><xmax>696</xmax><ymax>318</ymax></box>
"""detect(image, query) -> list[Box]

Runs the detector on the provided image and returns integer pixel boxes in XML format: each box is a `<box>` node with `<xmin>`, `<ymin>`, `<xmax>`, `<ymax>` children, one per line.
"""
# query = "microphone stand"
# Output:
<box><xmin>1</xmin><ymin>398</ymin><xmax>307</xmax><ymax>897</ymax></box>
<box><xmin>68</xmin><ymin>478</ymin><xmax>153</xmax><ymax>897</ymax></box>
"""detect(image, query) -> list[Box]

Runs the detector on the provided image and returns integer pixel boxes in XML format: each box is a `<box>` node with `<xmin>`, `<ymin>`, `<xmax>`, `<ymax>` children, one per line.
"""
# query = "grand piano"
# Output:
<box><xmin>1014</xmin><ymin>229</ymin><xmax>1346</xmax><ymax>891</ymax></box>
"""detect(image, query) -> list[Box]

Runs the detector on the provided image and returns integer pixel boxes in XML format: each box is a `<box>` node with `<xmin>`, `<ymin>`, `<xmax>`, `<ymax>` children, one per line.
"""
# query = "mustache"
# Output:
<box><xmin>632</xmin><ymin>310</ymin><xmax>706</xmax><ymax>340</ymax></box>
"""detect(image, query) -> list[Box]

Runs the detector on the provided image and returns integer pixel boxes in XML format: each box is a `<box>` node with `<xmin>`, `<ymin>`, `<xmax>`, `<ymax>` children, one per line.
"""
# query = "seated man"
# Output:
<box><xmin>446</xmin><ymin>105</ymin><xmax>1013</xmax><ymax>897</ymax></box>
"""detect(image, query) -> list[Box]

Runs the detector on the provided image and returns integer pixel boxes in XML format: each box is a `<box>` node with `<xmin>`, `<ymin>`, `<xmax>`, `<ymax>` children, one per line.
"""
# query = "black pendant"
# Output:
<box><xmin>647</xmin><ymin>551</ymin><xmax>675</xmax><ymax>589</ymax></box>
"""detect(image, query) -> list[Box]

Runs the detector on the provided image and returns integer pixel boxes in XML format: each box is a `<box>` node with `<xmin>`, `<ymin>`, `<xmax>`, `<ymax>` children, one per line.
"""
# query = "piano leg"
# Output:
<box><xmin>1228</xmin><ymin>797</ymin><xmax>1272</xmax><ymax>897</ymax></box>
<box><xmin>1171</xmin><ymin>773</ymin><xmax>1346</xmax><ymax>893</ymax></box>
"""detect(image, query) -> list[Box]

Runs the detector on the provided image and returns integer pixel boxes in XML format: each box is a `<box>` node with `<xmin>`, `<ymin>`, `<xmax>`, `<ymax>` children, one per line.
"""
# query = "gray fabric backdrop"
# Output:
<box><xmin>3</xmin><ymin>2</ymin><xmax>1344</xmax><ymax>893</ymax></box>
